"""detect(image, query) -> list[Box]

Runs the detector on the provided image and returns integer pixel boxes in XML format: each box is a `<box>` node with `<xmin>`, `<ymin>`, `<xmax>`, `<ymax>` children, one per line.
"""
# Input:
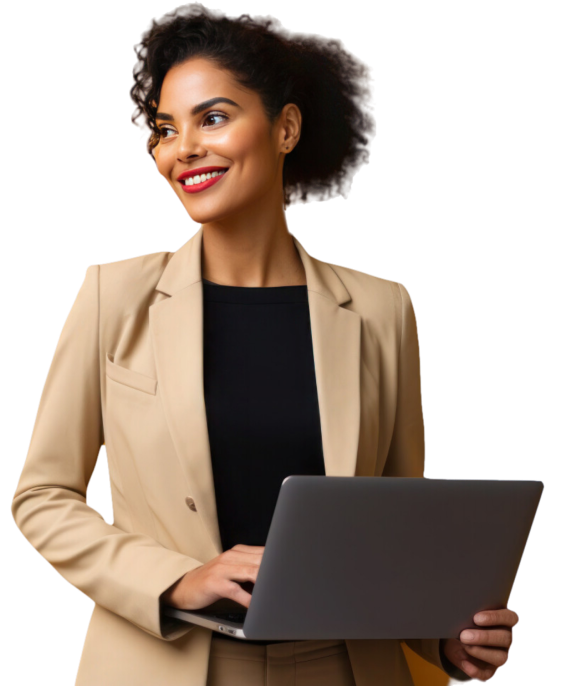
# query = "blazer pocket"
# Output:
<box><xmin>105</xmin><ymin>353</ymin><xmax>157</xmax><ymax>395</ymax></box>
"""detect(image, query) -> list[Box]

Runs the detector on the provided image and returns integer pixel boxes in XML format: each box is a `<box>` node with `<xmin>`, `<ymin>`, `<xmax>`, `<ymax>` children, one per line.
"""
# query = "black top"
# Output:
<box><xmin>202</xmin><ymin>277</ymin><xmax>325</xmax><ymax>646</ymax></box>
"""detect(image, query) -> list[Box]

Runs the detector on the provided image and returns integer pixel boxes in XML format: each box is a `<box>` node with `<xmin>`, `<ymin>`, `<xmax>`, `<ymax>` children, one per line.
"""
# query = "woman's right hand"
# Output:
<box><xmin>161</xmin><ymin>544</ymin><xmax>265</xmax><ymax>610</ymax></box>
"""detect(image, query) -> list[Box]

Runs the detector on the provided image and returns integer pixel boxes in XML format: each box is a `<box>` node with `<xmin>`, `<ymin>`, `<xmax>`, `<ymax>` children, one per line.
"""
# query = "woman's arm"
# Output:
<box><xmin>11</xmin><ymin>264</ymin><xmax>204</xmax><ymax>641</ymax></box>
<box><xmin>382</xmin><ymin>282</ymin><xmax>472</xmax><ymax>681</ymax></box>
<box><xmin>381</xmin><ymin>282</ymin><xmax>424</xmax><ymax>480</ymax></box>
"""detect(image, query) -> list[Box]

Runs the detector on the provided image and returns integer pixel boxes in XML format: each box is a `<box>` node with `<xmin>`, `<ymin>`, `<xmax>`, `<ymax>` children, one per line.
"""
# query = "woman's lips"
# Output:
<box><xmin>180</xmin><ymin>168</ymin><xmax>229</xmax><ymax>194</ymax></box>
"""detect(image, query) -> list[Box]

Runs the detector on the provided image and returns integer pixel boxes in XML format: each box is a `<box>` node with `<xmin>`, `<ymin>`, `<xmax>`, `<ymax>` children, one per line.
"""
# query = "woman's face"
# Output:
<box><xmin>153</xmin><ymin>57</ymin><xmax>298</xmax><ymax>224</ymax></box>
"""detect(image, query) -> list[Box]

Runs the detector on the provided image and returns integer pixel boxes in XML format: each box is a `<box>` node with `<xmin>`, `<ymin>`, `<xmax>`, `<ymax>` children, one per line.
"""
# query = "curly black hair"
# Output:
<box><xmin>130</xmin><ymin>3</ymin><xmax>376</xmax><ymax>207</ymax></box>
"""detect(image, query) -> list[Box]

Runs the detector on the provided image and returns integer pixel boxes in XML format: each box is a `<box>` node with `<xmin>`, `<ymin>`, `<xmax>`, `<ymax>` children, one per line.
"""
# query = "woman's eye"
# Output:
<box><xmin>158</xmin><ymin>127</ymin><xmax>176</xmax><ymax>139</ymax></box>
<box><xmin>204</xmin><ymin>112</ymin><xmax>228</xmax><ymax>127</ymax></box>
<box><xmin>159</xmin><ymin>112</ymin><xmax>228</xmax><ymax>138</ymax></box>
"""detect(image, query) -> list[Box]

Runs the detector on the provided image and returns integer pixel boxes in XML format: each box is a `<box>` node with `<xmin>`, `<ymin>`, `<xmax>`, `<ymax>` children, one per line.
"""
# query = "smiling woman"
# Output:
<box><xmin>130</xmin><ymin>3</ymin><xmax>375</xmax><ymax>213</ymax></box>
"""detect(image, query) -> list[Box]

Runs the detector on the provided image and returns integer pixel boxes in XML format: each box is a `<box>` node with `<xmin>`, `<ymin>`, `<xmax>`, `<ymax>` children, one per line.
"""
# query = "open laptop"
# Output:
<box><xmin>162</xmin><ymin>475</ymin><xmax>543</xmax><ymax>640</ymax></box>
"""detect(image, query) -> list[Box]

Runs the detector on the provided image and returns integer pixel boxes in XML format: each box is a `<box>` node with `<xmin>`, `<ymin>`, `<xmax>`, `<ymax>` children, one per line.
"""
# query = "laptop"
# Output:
<box><xmin>162</xmin><ymin>475</ymin><xmax>543</xmax><ymax>640</ymax></box>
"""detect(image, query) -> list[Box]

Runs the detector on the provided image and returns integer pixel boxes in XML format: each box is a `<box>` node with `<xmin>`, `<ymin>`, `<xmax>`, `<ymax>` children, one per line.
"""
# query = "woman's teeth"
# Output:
<box><xmin>183</xmin><ymin>169</ymin><xmax>227</xmax><ymax>186</ymax></box>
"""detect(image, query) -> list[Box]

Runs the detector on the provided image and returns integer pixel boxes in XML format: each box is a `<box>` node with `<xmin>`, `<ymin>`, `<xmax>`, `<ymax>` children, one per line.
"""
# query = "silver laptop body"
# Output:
<box><xmin>162</xmin><ymin>475</ymin><xmax>543</xmax><ymax>640</ymax></box>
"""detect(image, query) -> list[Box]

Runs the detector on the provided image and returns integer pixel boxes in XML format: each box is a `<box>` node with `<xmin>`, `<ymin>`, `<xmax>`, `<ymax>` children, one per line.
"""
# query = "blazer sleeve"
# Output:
<box><xmin>383</xmin><ymin>282</ymin><xmax>472</xmax><ymax>682</ymax></box>
<box><xmin>382</xmin><ymin>282</ymin><xmax>424</xmax><ymax>479</ymax></box>
<box><xmin>11</xmin><ymin>264</ymin><xmax>205</xmax><ymax>642</ymax></box>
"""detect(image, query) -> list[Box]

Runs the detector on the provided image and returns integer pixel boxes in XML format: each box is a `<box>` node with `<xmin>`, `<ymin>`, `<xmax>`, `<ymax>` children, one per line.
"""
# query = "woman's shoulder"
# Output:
<box><xmin>326</xmin><ymin>260</ymin><xmax>414</xmax><ymax>320</ymax></box>
<box><xmin>324</xmin><ymin>261</ymin><xmax>420</xmax><ymax>346</ymax></box>
<box><xmin>94</xmin><ymin>249</ymin><xmax>172</xmax><ymax>311</ymax></box>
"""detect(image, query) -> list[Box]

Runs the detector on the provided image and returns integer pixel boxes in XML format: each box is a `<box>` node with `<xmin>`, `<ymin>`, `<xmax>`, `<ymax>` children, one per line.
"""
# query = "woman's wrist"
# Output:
<box><xmin>161</xmin><ymin>573</ymin><xmax>188</xmax><ymax>607</ymax></box>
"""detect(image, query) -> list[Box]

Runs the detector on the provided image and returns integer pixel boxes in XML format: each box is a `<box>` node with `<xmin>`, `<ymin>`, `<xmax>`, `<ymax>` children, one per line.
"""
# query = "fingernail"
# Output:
<box><xmin>461</xmin><ymin>631</ymin><xmax>475</xmax><ymax>641</ymax></box>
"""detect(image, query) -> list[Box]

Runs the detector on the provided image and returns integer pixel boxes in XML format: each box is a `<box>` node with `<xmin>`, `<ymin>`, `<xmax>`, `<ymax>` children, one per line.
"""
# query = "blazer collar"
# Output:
<box><xmin>154</xmin><ymin>225</ymin><xmax>351</xmax><ymax>306</ymax></box>
<box><xmin>150</xmin><ymin>226</ymin><xmax>361</xmax><ymax>558</ymax></box>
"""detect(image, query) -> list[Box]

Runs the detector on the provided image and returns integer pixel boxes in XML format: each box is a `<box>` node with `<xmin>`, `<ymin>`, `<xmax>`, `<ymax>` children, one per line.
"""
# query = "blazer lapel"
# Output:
<box><xmin>149</xmin><ymin>227</ymin><xmax>362</xmax><ymax>558</ymax></box>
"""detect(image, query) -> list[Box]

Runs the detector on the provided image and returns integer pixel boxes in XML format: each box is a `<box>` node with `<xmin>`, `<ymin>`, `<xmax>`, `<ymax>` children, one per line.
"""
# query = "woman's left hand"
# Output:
<box><xmin>441</xmin><ymin>608</ymin><xmax>519</xmax><ymax>681</ymax></box>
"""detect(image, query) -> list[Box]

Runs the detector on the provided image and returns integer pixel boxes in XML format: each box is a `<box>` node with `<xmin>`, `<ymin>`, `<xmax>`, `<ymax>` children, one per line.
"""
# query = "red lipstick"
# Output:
<box><xmin>177</xmin><ymin>166</ymin><xmax>230</xmax><ymax>194</ymax></box>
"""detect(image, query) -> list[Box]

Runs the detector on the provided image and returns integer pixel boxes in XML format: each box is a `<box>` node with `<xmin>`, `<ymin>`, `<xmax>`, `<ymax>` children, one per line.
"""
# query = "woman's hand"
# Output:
<box><xmin>161</xmin><ymin>544</ymin><xmax>265</xmax><ymax>610</ymax></box>
<box><xmin>441</xmin><ymin>608</ymin><xmax>519</xmax><ymax>681</ymax></box>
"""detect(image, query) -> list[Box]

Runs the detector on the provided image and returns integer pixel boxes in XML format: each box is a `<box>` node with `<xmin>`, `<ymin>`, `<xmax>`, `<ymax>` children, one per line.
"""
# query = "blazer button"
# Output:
<box><xmin>185</xmin><ymin>496</ymin><xmax>197</xmax><ymax>512</ymax></box>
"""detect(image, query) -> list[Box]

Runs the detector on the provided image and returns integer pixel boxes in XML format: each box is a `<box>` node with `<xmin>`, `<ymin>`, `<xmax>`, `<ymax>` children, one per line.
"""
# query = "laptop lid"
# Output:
<box><xmin>240</xmin><ymin>476</ymin><xmax>543</xmax><ymax>640</ymax></box>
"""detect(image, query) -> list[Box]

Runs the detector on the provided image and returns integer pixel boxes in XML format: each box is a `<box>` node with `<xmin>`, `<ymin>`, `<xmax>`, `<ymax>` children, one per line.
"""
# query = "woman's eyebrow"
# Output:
<box><xmin>156</xmin><ymin>97</ymin><xmax>241</xmax><ymax>121</ymax></box>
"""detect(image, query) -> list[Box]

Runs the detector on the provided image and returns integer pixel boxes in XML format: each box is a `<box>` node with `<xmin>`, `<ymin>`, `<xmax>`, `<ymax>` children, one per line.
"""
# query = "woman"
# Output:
<box><xmin>11</xmin><ymin>4</ymin><xmax>518</xmax><ymax>685</ymax></box>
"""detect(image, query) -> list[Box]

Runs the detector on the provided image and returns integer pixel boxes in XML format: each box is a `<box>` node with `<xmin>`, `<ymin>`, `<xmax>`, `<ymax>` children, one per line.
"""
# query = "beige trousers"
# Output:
<box><xmin>207</xmin><ymin>636</ymin><xmax>357</xmax><ymax>686</ymax></box>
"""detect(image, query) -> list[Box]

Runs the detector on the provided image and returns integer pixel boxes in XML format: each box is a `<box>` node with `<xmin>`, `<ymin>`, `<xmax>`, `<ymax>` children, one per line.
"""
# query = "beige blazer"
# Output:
<box><xmin>12</xmin><ymin>226</ymin><xmax>456</xmax><ymax>686</ymax></box>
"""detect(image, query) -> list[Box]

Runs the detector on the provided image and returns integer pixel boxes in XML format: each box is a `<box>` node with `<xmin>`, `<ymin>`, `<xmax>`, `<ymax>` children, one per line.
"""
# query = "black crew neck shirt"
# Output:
<box><xmin>202</xmin><ymin>278</ymin><xmax>326</xmax><ymax>554</ymax></box>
